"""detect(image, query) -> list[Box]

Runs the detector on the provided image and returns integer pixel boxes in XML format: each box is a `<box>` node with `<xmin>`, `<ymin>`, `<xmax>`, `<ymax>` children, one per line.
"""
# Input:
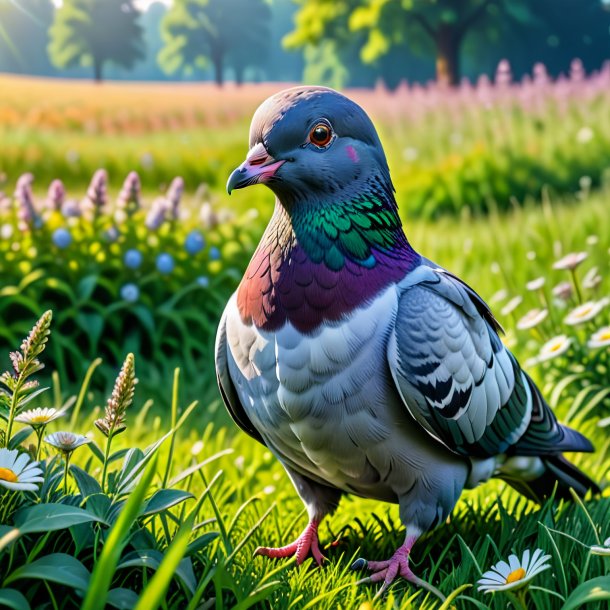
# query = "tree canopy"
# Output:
<box><xmin>159</xmin><ymin>0</ymin><xmax>271</xmax><ymax>85</ymax></box>
<box><xmin>48</xmin><ymin>0</ymin><xmax>145</xmax><ymax>82</ymax></box>
<box><xmin>286</xmin><ymin>0</ymin><xmax>535</xmax><ymax>86</ymax></box>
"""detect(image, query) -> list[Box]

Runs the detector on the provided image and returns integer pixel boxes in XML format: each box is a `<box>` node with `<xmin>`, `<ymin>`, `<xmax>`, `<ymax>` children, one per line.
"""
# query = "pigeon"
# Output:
<box><xmin>215</xmin><ymin>86</ymin><xmax>599</xmax><ymax>596</ymax></box>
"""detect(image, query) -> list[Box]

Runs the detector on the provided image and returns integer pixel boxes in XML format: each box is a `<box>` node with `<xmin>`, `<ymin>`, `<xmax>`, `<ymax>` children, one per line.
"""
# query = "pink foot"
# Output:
<box><xmin>254</xmin><ymin>520</ymin><xmax>326</xmax><ymax>566</ymax></box>
<box><xmin>351</xmin><ymin>538</ymin><xmax>445</xmax><ymax>600</ymax></box>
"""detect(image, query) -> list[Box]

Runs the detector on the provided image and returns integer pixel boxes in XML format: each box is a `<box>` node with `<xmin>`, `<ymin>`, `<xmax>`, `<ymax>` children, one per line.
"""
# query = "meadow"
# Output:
<box><xmin>0</xmin><ymin>70</ymin><xmax>609</xmax><ymax>609</ymax></box>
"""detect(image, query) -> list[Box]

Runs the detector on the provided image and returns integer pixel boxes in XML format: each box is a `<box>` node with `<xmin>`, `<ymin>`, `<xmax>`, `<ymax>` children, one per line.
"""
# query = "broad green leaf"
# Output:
<box><xmin>106</xmin><ymin>588</ymin><xmax>140</xmax><ymax>610</ymax></box>
<box><xmin>81</xmin><ymin>457</ymin><xmax>157</xmax><ymax>610</ymax></box>
<box><xmin>7</xmin><ymin>426</ymin><xmax>34</xmax><ymax>450</ymax></box>
<box><xmin>4</xmin><ymin>553</ymin><xmax>90</xmax><ymax>592</ymax></box>
<box><xmin>71</xmin><ymin>465</ymin><xmax>102</xmax><ymax>498</ymax></box>
<box><xmin>14</xmin><ymin>503</ymin><xmax>108</xmax><ymax>534</ymax></box>
<box><xmin>185</xmin><ymin>531</ymin><xmax>219</xmax><ymax>555</ymax></box>
<box><xmin>0</xmin><ymin>588</ymin><xmax>30</xmax><ymax>610</ymax></box>
<box><xmin>141</xmin><ymin>489</ymin><xmax>194</xmax><ymax>517</ymax></box>
<box><xmin>560</xmin><ymin>576</ymin><xmax>610</xmax><ymax>610</ymax></box>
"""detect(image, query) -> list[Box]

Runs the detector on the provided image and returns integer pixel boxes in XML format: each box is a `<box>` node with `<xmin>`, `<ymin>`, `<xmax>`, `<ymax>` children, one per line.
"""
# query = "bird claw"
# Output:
<box><xmin>253</xmin><ymin>520</ymin><xmax>325</xmax><ymax>566</ymax></box>
<box><xmin>352</xmin><ymin>544</ymin><xmax>446</xmax><ymax>601</ymax></box>
<box><xmin>351</xmin><ymin>557</ymin><xmax>368</xmax><ymax>571</ymax></box>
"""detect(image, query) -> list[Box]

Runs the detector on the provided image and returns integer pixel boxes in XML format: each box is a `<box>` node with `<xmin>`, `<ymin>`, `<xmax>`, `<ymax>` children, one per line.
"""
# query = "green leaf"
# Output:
<box><xmin>560</xmin><ymin>576</ymin><xmax>610</xmax><ymax>610</ymax></box>
<box><xmin>106</xmin><ymin>588</ymin><xmax>139</xmax><ymax>610</ymax></box>
<box><xmin>0</xmin><ymin>588</ymin><xmax>30</xmax><ymax>610</ymax></box>
<box><xmin>14</xmin><ymin>503</ymin><xmax>108</xmax><ymax>534</ymax></box>
<box><xmin>81</xmin><ymin>457</ymin><xmax>157</xmax><ymax>610</ymax></box>
<box><xmin>141</xmin><ymin>489</ymin><xmax>194</xmax><ymax>517</ymax></box>
<box><xmin>71</xmin><ymin>465</ymin><xmax>103</xmax><ymax>498</ymax></box>
<box><xmin>8</xmin><ymin>426</ymin><xmax>34</xmax><ymax>449</ymax></box>
<box><xmin>185</xmin><ymin>531</ymin><xmax>219</xmax><ymax>555</ymax></box>
<box><xmin>4</xmin><ymin>553</ymin><xmax>90</xmax><ymax>592</ymax></box>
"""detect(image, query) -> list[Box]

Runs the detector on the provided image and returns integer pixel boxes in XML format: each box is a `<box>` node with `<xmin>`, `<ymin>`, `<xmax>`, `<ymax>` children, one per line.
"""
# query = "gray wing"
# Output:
<box><xmin>215</xmin><ymin>306</ymin><xmax>265</xmax><ymax>445</ymax></box>
<box><xmin>388</xmin><ymin>265</ymin><xmax>590</xmax><ymax>458</ymax></box>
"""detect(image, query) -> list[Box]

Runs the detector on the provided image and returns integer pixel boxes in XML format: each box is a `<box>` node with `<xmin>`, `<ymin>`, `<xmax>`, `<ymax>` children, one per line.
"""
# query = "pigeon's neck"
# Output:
<box><xmin>237</xmin><ymin>185</ymin><xmax>421</xmax><ymax>333</ymax></box>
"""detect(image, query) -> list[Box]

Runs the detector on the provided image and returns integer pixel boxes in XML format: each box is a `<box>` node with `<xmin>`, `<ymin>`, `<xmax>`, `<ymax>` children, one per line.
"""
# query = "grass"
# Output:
<box><xmin>0</xmin><ymin>74</ymin><xmax>609</xmax><ymax>608</ymax></box>
<box><xmin>2</xmin><ymin>188</ymin><xmax>606</xmax><ymax>609</ymax></box>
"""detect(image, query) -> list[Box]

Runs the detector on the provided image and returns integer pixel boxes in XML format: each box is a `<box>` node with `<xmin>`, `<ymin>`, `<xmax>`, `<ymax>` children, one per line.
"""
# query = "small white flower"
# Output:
<box><xmin>517</xmin><ymin>308</ymin><xmax>548</xmax><ymax>330</ymax></box>
<box><xmin>537</xmin><ymin>335</ymin><xmax>572</xmax><ymax>362</ymax></box>
<box><xmin>477</xmin><ymin>548</ymin><xmax>551</xmax><ymax>593</ymax></box>
<box><xmin>526</xmin><ymin>251</ymin><xmax>536</xmax><ymax>261</ymax></box>
<box><xmin>582</xmin><ymin>266</ymin><xmax>602</xmax><ymax>290</ymax></box>
<box><xmin>588</xmin><ymin>326</ymin><xmax>610</xmax><ymax>349</ymax></box>
<box><xmin>590</xmin><ymin>537</ymin><xmax>610</xmax><ymax>556</ymax></box>
<box><xmin>553</xmin><ymin>251</ymin><xmax>588</xmax><ymax>271</ymax></box>
<box><xmin>552</xmin><ymin>282</ymin><xmax>573</xmax><ymax>301</ymax></box>
<box><xmin>15</xmin><ymin>406</ymin><xmax>69</xmax><ymax>429</ymax></box>
<box><xmin>526</xmin><ymin>277</ymin><xmax>545</xmax><ymax>291</ymax></box>
<box><xmin>564</xmin><ymin>300</ymin><xmax>606</xmax><ymax>326</ymax></box>
<box><xmin>501</xmin><ymin>296</ymin><xmax>523</xmax><ymax>316</ymax></box>
<box><xmin>576</xmin><ymin>126</ymin><xmax>594</xmax><ymax>143</ymax></box>
<box><xmin>191</xmin><ymin>440</ymin><xmax>204</xmax><ymax>456</ymax></box>
<box><xmin>403</xmin><ymin>147</ymin><xmax>418</xmax><ymax>162</ymax></box>
<box><xmin>490</xmin><ymin>289</ymin><xmax>508</xmax><ymax>304</ymax></box>
<box><xmin>0</xmin><ymin>448</ymin><xmax>44</xmax><ymax>492</ymax></box>
<box><xmin>586</xmin><ymin>234</ymin><xmax>599</xmax><ymax>246</ymax></box>
<box><xmin>44</xmin><ymin>431</ymin><xmax>90</xmax><ymax>453</ymax></box>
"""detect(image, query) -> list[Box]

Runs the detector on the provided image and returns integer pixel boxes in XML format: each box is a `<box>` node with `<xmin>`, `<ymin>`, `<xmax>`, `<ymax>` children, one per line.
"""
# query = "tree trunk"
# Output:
<box><xmin>435</xmin><ymin>25</ymin><xmax>460</xmax><ymax>87</ymax></box>
<box><xmin>93</xmin><ymin>57</ymin><xmax>103</xmax><ymax>83</ymax></box>
<box><xmin>211</xmin><ymin>50</ymin><xmax>224</xmax><ymax>86</ymax></box>
<box><xmin>234</xmin><ymin>63</ymin><xmax>244</xmax><ymax>86</ymax></box>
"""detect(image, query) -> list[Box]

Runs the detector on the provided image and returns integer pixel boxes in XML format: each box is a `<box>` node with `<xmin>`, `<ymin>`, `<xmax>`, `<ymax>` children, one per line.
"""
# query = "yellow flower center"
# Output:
<box><xmin>30</xmin><ymin>415</ymin><xmax>50</xmax><ymax>424</ymax></box>
<box><xmin>506</xmin><ymin>567</ymin><xmax>526</xmax><ymax>584</ymax></box>
<box><xmin>0</xmin><ymin>467</ymin><xmax>18</xmax><ymax>483</ymax></box>
<box><xmin>576</xmin><ymin>305</ymin><xmax>593</xmax><ymax>317</ymax></box>
<box><xmin>549</xmin><ymin>342</ymin><xmax>563</xmax><ymax>352</ymax></box>
<box><xmin>600</xmin><ymin>331</ymin><xmax>610</xmax><ymax>341</ymax></box>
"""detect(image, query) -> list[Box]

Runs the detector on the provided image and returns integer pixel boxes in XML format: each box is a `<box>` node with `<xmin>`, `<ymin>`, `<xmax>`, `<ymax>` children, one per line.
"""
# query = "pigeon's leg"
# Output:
<box><xmin>351</xmin><ymin>528</ymin><xmax>445</xmax><ymax>600</ymax></box>
<box><xmin>254</xmin><ymin>468</ymin><xmax>342</xmax><ymax>567</ymax></box>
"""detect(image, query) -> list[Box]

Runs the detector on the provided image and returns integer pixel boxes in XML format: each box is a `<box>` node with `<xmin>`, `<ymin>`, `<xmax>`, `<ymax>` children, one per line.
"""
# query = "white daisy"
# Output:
<box><xmin>517</xmin><ymin>308</ymin><xmax>548</xmax><ymax>330</ymax></box>
<box><xmin>44</xmin><ymin>431</ymin><xmax>90</xmax><ymax>453</ymax></box>
<box><xmin>564</xmin><ymin>300</ymin><xmax>606</xmax><ymax>326</ymax></box>
<box><xmin>582</xmin><ymin>267</ymin><xmax>602</xmax><ymax>291</ymax></box>
<box><xmin>553</xmin><ymin>251</ymin><xmax>588</xmax><ymax>271</ymax></box>
<box><xmin>0</xmin><ymin>448</ymin><xmax>44</xmax><ymax>492</ymax></box>
<box><xmin>537</xmin><ymin>335</ymin><xmax>572</xmax><ymax>362</ymax></box>
<box><xmin>15</xmin><ymin>406</ymin><xmax>69</xmax><ymax>429</ymax></box>
<box><xmin>590</xmin><ymin>537</ymin><xmax>610</xmax><ymax>556</ymax></box>
<box><xmin>526</xmin><ymin>277</ymin><xmax>545</xmax><ymax>291</ymax></box>
<box><xmin>552</xmin><ymin>282</ymin><xmax>573</xmax><ymax>301</ymax></box>
<box><xmin>501</xmin><ymin>296</ymin><xmax>523</xmax><ymax>316</ymax></box>
<box><xmin>477</xmin><ymin>548</ymin><xmax>551</xmax><ymax>593</ymax></box>
<box><xmin>588</xmin><ymin>326</ymin><xmax>610</xmax><ymax>349</ymax></box>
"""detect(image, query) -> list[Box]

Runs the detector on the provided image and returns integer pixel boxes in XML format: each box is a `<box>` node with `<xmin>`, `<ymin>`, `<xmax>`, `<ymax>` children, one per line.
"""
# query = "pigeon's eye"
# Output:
<box><xmin>309</xmin><ymin>123</ymin><xmax>333</xmax><ymax>148</ymax></box>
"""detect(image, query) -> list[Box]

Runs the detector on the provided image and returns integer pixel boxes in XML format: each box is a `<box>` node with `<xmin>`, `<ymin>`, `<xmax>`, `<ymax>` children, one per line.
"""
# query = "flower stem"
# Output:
<box><xmin>101</xmin><ymin>429</ymin><xmax>115</xmax><ymax>494</ymax></box>
<box><xmin>570</xmin><ymin>269</ymin><xmax>583</xmax><ymax>304</ymax></box>
<box><xmin>64</xmin><ymin>452</ymin><xmax>71</xmax><ymax>495</ymax></box>
<box><xmin>35</xmin><ymin>427</ymin><xmax>44</xmax><ymax>461</ymax></box>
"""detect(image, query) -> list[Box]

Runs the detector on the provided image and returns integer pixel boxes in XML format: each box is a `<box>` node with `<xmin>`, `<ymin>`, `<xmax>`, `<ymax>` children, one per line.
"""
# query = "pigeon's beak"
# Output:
<box><xmin>227</xmin><ymin>142</ymin><xmax>285</xmax><ymax>194</ymax></box>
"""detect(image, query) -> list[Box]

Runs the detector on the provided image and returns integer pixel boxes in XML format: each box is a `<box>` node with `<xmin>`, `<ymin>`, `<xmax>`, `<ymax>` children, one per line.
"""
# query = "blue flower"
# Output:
<box><xmin>209</xmin><ymin>246</ymin><xmax>221</xmax><ymax>261</ymax></box>
<box><xmin>184</xmin><ymin>230</ymin><xmax>205</xmax><ymax>255</ymax></box>
<box><xmin>196</xmin><ymin>276</ymin><xmax>209</xmax><ymax>288</ymax></box>
<box><xmin>120</xmin><ymin>283</ymin><xmax>139</xmax><ymax>303</ymax></box>
<box><xmin>52</xmin><ymin>228</ymin><xmax>72</xmax><ymax>249</ymax></box>
<box><xmin>124</xmin><ymin>248</ymin><xmax>143</xmax><ymax>269</ymax></box>
<box><xmin>156</xmin><ymin>253</ymin><xmax>174</xmax><ymax>274</ymax></box>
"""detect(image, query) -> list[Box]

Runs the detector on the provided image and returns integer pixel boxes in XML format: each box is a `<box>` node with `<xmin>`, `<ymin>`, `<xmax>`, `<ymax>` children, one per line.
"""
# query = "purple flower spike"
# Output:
<box><xmin>14</xmin><ymin>173</ymin><xmax>40</xmax><ymax>230</ymax></box>
<box><xmin>166</xmin><ymin>177</ymin><xmax>184</xmax><ymax>219</ymax></box>
<box><xmin>46</xmin><ymin>179</ymin><xmax>65</xmax><ymax>211</ymax></box>
<box><xmin>82</xmin><ymin>168</ymin><xmax>108</xmax><ymax>217</ymax></box>
<box><xmin>117</xmin><ymin>171</ymin><xmax>141</xmax><ymax>215</ymax></box>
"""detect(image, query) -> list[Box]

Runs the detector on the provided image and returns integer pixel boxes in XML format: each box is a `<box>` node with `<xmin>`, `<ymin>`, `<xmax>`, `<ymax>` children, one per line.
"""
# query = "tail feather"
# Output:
<box><xmin>511</xmin><ymin>372</ymin><xmax>595</xmax><ymax>456</ymax></box>
<box><xmin>501</xmin><ymin>454</ymin><xmax>600</xmax><ymax>504</ymax></box>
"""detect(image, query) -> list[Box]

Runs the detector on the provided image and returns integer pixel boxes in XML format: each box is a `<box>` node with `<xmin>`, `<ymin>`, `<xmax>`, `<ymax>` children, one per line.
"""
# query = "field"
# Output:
<box><xmin>0</xmin><ymin>74</ymin><xmax>609</xmax><ymax>609</ymax></box>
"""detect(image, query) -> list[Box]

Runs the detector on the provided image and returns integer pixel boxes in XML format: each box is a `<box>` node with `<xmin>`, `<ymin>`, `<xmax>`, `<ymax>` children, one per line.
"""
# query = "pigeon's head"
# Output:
<box><xmin>227</xmin><ymin>86</ymin><xmax>392</xmax><ymax>205</ymax></box>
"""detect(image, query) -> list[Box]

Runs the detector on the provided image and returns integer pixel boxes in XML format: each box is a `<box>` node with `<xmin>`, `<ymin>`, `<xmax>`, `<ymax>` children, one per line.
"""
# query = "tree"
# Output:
<box><xmin>0</xmin><ymin>0</ymin><xmax>56</xmax><ymax>76</ymax></box>
<box><xmin>48</xmin><ymin>0</ymin><xmax>144</xmax><ymax>82</ymax></box>
<box><xmin>286</xmin><ymin>0</ymin><xmax>533</xmax><ymax>86</ymax></box>
<box><xmin>159</xmin><ymin>0</ymin><xmax>271</xmax><ymax>86</ymax></box>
